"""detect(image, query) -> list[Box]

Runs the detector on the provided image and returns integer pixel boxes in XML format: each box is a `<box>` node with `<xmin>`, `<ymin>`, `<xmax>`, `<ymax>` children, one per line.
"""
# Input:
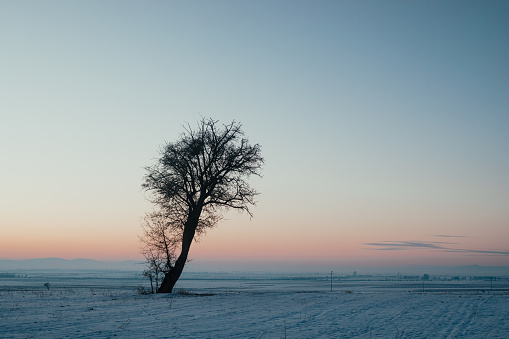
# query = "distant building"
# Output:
<box><xmin>423</xmin><ymin>274</ymin><xmax>429</xmax><ymax>281</ymax></box>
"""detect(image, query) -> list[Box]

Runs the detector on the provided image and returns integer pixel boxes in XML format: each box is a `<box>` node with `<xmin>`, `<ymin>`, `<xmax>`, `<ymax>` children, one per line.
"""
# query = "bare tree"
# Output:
<box><xmin>139</xmin><ymin>211</ymin><xmax>179</xmax><ymax>292</ymax></box>
<box><xmin>141</xmin><ymin>258</ymin><xmax>160</xmax><ymax>294</ymax></box>
<box><xmin>142</xmin><ymin>118</ymin><xmax>263</xmax><ymax>293</ymax></box>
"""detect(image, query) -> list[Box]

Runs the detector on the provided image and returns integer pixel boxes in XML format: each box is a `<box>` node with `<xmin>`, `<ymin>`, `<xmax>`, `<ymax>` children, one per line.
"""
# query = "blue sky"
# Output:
<box><xmin>1</xmin><ymin>1</ymin><xmax>508</xmax><ymax>267</ymax></box>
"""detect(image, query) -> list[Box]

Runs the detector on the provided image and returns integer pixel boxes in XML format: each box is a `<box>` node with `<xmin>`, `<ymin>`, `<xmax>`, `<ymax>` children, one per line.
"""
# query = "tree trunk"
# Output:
<box><xmin>157</xmin><ymin>211</ymin><xmax>199</xmax><ymax>293</ymax></box>
<box><xmin>157</xmin><ymin>252</ymin><xmax>188</xmax><ymax>293</ymax></box>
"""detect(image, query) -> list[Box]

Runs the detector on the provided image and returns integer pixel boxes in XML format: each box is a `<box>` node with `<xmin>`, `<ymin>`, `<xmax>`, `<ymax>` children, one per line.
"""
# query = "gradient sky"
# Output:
<box><xmin>1</xmin><ymin>1</ymin><xmax>508</xmax><ymax>268</ymax></box>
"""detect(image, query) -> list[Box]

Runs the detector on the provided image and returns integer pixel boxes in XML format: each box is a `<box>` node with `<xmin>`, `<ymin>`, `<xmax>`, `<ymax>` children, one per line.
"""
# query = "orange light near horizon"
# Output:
<box><xmin>2</xmin><ymin>218</ymin><xmax>508</xmax><ymax>266</ymax></box>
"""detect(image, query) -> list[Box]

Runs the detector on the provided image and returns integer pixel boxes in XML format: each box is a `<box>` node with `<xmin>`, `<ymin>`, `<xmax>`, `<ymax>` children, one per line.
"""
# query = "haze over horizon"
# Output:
<box><xmin>2</xmin><ymin>257</ymin><xmax>509</xmax><ymax>277</ymax></box>
<box><xmin>1</xmin><ymin>1</ymin><xmax>508</xmax><ymax>269</ymax></box>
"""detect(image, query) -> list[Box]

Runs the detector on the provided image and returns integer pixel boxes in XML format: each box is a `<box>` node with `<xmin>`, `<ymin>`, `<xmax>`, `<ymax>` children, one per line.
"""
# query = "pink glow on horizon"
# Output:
<box><xmin>2</xmin><ymin>219</ymin><xmax>508</xmax><ymax>266</ymax></box>
<box><xmin>2</xmin><ymin>237</ymin><xmax>508</xmax><ymax>267</ymax></box>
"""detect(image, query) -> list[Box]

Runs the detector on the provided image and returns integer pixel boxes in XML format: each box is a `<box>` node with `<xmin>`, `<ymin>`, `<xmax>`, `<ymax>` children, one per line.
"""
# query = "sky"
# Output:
<box><xmin>1</xmin><ymin>1</ymin><xmax>508</xmax><ymax>270</ymax></box>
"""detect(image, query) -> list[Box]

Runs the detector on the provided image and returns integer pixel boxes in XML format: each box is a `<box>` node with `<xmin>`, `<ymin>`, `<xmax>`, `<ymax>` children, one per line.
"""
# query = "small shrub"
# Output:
<box><xmin>137</xmin><ymin>286</ymin><xmax>153</xmax><ymax>295</ymax></box>
<box><xmin>174</xmin><ymin>289</ymin><xmax>215</xmax><ymax>296</ymax></box>
<box><xmin>175</xmin><ymin>289</ymin><xmax>192</xmax><ymax>295</ymax></box>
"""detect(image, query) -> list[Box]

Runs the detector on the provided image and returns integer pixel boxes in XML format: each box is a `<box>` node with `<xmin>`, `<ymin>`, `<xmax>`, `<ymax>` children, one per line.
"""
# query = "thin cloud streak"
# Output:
<box><xmin>364</xmin><ymin>241</ymin><xmax>456</xmax><ymax>250</ymax></box>
<box><xmin>364</xmin><ymin>241</ymin><xmax>509</xmax><ymax>256</ymax></box>
<box><xmin>429</xmin><ymin>234</ymin><xmax>469</xmax><ymax>238</ymax></box>
<box><xmin>443</xmin><ymin>248</ymin><xmax>509</xmax><ymax>256</ymax></box>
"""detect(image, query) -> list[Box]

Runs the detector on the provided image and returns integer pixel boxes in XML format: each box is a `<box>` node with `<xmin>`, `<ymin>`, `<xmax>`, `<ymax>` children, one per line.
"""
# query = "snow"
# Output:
<box><xmin>1</xmin><ymin>274</ymin><xmax>509</xmax><ymax>338</ymax></box>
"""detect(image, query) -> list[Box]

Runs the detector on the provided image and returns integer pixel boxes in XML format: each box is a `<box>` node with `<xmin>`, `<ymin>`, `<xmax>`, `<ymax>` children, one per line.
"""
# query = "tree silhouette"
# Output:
<box><xmin>139</xmin><ymin>211</ymin><xmax>179</xmax><ymax>293</ymax></box>
<box><xmin>142</xmin><ymin>118</ymin><xmax>263</xmax><ymax>293</ymax></box>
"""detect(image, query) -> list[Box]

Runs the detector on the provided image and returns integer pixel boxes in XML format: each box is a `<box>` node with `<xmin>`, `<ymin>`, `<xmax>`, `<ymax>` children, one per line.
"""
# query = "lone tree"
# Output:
<box><xmin>142</xmin><ymin>118</ymin><xmax>263</xmax><ymax>293</ymax></box>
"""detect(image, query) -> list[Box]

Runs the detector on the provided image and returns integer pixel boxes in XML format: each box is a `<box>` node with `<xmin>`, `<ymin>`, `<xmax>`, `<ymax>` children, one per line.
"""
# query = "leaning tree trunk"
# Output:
<box><xmin>157</xmin><ymin>214</ymin><xmax>199</xmax><ymax>293</ymax></box>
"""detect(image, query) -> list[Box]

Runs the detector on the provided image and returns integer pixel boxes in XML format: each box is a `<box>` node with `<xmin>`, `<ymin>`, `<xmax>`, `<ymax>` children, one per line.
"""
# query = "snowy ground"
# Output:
<box><xmin>1</xmin><ymin>286</ymin><xmax>508</xmax><ymax>338</ymax></box>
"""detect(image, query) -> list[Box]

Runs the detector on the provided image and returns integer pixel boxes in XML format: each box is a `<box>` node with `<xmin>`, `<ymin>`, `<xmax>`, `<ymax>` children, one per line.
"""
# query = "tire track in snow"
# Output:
<box><xmin>418</xmin><ymin>294</ymin><xmax>490</xmax><ymax>338</ymax></box>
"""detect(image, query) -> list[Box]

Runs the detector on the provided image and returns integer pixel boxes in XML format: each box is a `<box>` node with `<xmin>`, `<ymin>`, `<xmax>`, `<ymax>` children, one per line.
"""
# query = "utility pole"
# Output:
<box><xmin>330</xmin><ymin>271</ymin><xmax>333</xmax><ymax>292</ymax></box>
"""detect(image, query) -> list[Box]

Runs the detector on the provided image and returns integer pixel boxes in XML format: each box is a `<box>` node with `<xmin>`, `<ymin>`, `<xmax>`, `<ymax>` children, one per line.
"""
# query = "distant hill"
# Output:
<box><xmin>0</xmin><ymin>258</ymin><xmax>144</xmax><ymax>271</ymax></box>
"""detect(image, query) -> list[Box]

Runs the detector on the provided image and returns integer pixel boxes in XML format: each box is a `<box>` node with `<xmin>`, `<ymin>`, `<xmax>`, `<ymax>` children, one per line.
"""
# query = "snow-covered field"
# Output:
<box><xmin>1</xmin><ymin>273</ymin><xmax>509</xmax><ymax>338</ymax></box>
